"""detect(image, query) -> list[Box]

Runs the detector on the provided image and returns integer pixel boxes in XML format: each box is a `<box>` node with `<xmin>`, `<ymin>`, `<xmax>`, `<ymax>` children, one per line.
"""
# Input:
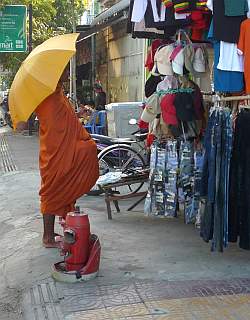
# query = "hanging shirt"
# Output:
<box><xmin>217</xmin><ymin>42</ymin><xmax>244</xmax><ymax>72</ymax></box>
<box><xmin>208</xmin><ymin>21</ymin><xmax>244</xmax><ymax>92</ymax></box>
<box><xmin>238</xmin><ymin>19</ymin><xmax>250</xmax><ymax>93</ymax></box>
<box><xmin>212</xmin><ymin>0</ymin><xmax>246</xmax><ymax>43</ymax></box>
<box><xmin>206</xmin><ymin>0</ymin><xmax>213</xmax><ymax>11</ymax></box>
<box><xmin>131</xmin><ymin>0</ymin><xmax>161</xmax><ymax>22</ymax></box>
<box><xmin>144</xmin><ymin>1</ymin><xmax>166</xmax><ymax>27</ymax></box>
<box><xmin>224</xmin><ymin>0</ymin><xmax>248</xmax><ymax>16</ymax></box>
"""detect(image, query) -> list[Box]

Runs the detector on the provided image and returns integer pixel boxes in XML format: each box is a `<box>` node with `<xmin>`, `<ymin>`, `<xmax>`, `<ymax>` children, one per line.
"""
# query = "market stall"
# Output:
<box><xmin>126</xmin><ymin>0</ymin><xmax>250</xmax><ymax>252</ymax></box>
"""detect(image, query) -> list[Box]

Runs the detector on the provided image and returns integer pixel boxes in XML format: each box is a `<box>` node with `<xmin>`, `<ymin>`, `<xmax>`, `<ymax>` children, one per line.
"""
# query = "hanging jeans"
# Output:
<box><xmin>179</xmin><ymin>141</ymin><xmax>195</xmax><ymax>224</ymax></box>
<box><xmin>229</xmin><ymin>110</ymin><xmax>250</xmax><ymax>250</ymax></box>
<box><xmin>145</xmin><ymin>141</ymin><xmax>178</xmax><ymax>217</ymax></box>
<box><xmin>165</xmin><ymin>140</ymin><xmax>178</xmax><ymax>217</ymax></box>
<box><xmin>200</xmin><ymin>109</ymin><xmax>233</xmax><ymax>252</ymax></box>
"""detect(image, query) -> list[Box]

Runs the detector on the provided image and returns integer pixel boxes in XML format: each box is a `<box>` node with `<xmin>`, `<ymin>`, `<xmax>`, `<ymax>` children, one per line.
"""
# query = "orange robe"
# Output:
<box><xmin>36</xmin><ymin>86</ymin><xmax>99</xmax><ymax>217</ymax></box>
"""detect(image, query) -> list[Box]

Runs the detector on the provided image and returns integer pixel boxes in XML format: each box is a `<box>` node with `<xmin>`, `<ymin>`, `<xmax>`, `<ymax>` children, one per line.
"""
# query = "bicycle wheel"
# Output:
<box><xmin>97</xmin><ymin>144</ymin><xmax>146</xmax><ymax>196</ymax></box>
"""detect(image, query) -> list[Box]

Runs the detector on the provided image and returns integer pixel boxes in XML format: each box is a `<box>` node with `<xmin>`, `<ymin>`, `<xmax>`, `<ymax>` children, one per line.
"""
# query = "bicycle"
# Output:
<box><xmin>89</xmin><ymin>128</ymin><xmax>150</xmax><ymax>196</ymax></box>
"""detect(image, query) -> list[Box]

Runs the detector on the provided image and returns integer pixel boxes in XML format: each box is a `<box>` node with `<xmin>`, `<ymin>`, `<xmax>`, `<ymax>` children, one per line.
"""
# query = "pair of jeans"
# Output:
<box><xmin>223</xmin><ymin>111</ymin><xmax>233</xmax><ymax>247</ymax></box>
<box><xmin>200</xmin><ymin>111</ymin><xmax>216</xmax><ymax>201</ymax></box>
<box><xmin>145</xmin><ymin>141</ymin><xmax>178</xmax><ymax>217</ymax></box>
<box><xmin>200</xmin><ymin>111</ymin><xmax>217</xmax><ymax>242</ymax></box>
<box><xmin>200</xmin><ymin>109</ymin><xmax>233</xmax><ymax>251</ymax></box>
<box><xmin>165</xmin><ymin>140</ymin><xmax>178</xmax><ymax>217</ymax></box>
<box><xmin>212</xmin><ymin>111</ymin><xmax>223</xmax><ymax>252</ymax></box>
<box><xmin>179</xmin><ymin>141</ymin><xmax>195</xmax><ymax>224</ymax></box>
<box><xmin>145</xmin><ymin>143</ymin><xmax>166</xmax><ymax>216</ymax></box>
<box><xmin>229</xmin><ymin>110</ymin><xmax>250</xmax><ymax>250</ymax></box>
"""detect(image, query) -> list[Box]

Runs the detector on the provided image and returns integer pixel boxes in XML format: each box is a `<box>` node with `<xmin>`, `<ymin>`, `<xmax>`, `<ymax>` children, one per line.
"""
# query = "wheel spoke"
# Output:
<box><xmin>98</xmin><ymin>145</ymin><xmax>146</xmax><ymax>196</ymax></box>
<box><xmin>121</xmin><ymin>154</ymin><xmax>136</xmax><ymax>171</ymax></box>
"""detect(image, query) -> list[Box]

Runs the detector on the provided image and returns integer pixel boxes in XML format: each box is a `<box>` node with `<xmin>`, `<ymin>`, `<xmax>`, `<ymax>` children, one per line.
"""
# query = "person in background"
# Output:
<box><xmin>94</xmin><ymin>82</ymin><xmax>106</xmax><ymax>111</ymax></box>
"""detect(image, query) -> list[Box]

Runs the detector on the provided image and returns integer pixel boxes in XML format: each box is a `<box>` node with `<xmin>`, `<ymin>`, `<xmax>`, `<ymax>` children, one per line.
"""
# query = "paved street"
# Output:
<box><xmin>1</xmin><ymin>128</ymin><xmax>250</xmax><ymax>320</ymax></box>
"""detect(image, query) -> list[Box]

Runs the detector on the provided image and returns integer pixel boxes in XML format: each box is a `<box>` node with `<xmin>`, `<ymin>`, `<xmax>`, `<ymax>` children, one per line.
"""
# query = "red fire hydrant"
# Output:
<box><xmin>63</xmin><ymin>209</ymin><xmax>90</xmax><ymax>271</ymax></box>
<box><xmin>52</xmin><ymin>206</ymin><xmax>101</xmax><ymax>282</ymax></box>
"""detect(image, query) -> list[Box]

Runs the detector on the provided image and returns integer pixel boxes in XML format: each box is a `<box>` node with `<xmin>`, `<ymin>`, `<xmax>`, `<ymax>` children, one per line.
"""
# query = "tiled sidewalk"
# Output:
<box><xmin>23</xmin><ymin>278</ymin><xmax>250</xmax><ymax>319</ymax></box>
<box><xmin>66</xmin><ymin>295</ymin><xmax>250</xmax><ymax>320</ymax></box>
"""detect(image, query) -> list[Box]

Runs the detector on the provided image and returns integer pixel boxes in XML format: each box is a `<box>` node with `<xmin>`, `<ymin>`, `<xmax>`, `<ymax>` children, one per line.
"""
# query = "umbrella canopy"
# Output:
<box><xmin>9</xmin><ymin>33</ymin><xmax>79</xmax><ymax>128</ymax></box>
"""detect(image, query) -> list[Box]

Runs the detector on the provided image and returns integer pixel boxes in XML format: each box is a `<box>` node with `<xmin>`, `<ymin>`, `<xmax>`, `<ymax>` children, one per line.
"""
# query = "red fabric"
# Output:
<box><xmin>191</xmin><ymin>28</ymin><xmax>203</xmax><ymax>41</ymax></box>
<box><xmin>145</xmin><ymin>51</ymin><xmax>154</xmax><ymax>71</ymax></box>
<box><xmin>146</xmin><ymin>133</ymin><xmax>155</xmax><ymax>147</ymax></box>
<box><xmin>160</xmin><ymin>94</ymin><xmax>178</xmax><ymax>125</ymax></box>
<box><xmin>191</xmin><ymin>11</ymin><xmax>207</xmax><ymax>29</ymax></box>
<box><xmin>145</xmin><ymin>40</ymin><xmax>170</xmax><ymax>71</ymax></box>
<box><xmin>138</xmin><ymin>119</ymin><xmax>149</xmax><ymax>130</ymax></box>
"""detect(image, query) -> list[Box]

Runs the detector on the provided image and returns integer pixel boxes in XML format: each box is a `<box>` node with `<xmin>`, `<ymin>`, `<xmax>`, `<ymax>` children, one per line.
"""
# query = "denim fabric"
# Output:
<box><xmin>201</xmin><ymin>111</ymin><xmax>216</xmax><ymax>200</ymax></box>
<box><xmin>145</xmin><ymin>141</ymin><xmax>178</xmax><ymax>217</ymax></box>
<box><xmin>229</xmin><ymin>110</ymin><xmax>250</xmax><ymax>250</ymax></box>
<box><xmin>192</xmin><ymin>150</ymin><xmax>204</xmax><ymax>226</ymax></box>
<box><xmin>200</xmin><ymin>109</ymin><xmax>233</xmax><ymax>252</ymax></box>
<box><xmin>179</xmin><ymin>141</ymin><xmax>195</xmax><ymax>224</ymax></box>
<box><xmin>212</xmin><ymin>111</ymin><xmax>223</xmax><ymax>252</ymax></box>
<box><xmin>165</xmin><ymin>140</ymin><xmax>178</xmax><ymax>217</ymax></box>
<box><xmin>223</xmin><ymin>111</ymin><xmax>233</xmax><ymax>247</ymax></box>
<box><xmin>200</xmin><ymin>199</ymin><xmax>214</xmax><ymax>242</ymax></box>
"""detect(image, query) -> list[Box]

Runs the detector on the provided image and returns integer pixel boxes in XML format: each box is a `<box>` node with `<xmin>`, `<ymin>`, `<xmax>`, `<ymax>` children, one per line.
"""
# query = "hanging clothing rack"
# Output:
<box><xmin>212</xmin><ymin>95</ymin><xmax>250</xmax><ymax>102</ymax></box>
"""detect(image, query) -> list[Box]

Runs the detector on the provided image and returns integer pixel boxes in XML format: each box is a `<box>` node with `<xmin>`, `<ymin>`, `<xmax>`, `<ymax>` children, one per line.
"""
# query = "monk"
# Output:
<box><xmin>35</xmin><ymin>67</ymin><xmax>99</xmax><ymax>248</ymax></box>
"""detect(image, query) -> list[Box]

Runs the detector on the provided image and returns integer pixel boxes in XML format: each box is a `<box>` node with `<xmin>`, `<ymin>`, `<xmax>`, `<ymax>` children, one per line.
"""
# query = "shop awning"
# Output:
<box><xmin>77</xmin><ymin>0</ymin><xmax>130</xmax><ymax>42</ymax></box>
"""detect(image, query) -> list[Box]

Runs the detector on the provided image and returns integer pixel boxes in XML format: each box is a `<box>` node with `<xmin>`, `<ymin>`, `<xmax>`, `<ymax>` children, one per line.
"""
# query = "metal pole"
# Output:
<box><xmin>28</xmin><ymin>3</ymin><xmax>33</xmax><ymax>136</ymax></box>
<box><xmin>91</xmin><ymin>34</ymin><xmax>96</xmax><ymax>101</ymax></box>
<box><xmin>70</xmin><ymin>0</ymin><xmax>77</xmax><ymax>110</ymax></box>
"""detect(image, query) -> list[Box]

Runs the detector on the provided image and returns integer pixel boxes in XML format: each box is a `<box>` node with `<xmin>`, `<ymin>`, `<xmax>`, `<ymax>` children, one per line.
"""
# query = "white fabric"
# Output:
<box><xmin>97</xmin><ymin>172</ymin><xmax>122</xmax><ymax>186</ymax></box>
<box><xmin>175</xmin><ymin>12</ymin><xmax>191</xmax><ymax>20</ymax></box>
<box><xmin>248</xmin><ymin>0</ymin><xmax>250</xmax><ymax>18</ymax></box>
<box><xmin>217</xmin><ymin>42</ymin><xmax>244</xmax><ymax>72</ymax></box>
<box><xmin>134</xmin><ymin>19</ymin><xmax>164</xmax><ymax>34</ymax></box>
<box><xmin>160</xmin><ymin>3</ymin><xmax>166</xmax><ymax>21</ymax></box>
<box><xmin>206</xmin><ymin>0</ymin><xmax>213</xmax><ymax>11</ymax></box>
<box><xmin>131</xmin><ymin>0</ymin><xmax>147</xmax><ymax>22</ymax></box>
<box><xmin>156</xmin><ymin>76</ymin><xmax>179</xmax><ymax>92</ymax></box>
<box><xmin>131</xmin><ymin>0</ymin><xmax>163</xmax><ymax>23</ymax></box>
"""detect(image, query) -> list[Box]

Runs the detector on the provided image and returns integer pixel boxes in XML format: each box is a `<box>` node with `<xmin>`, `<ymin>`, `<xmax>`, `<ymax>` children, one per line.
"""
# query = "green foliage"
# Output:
<box><xmin>0</xmin><ymin>0</ymin><xmax>86</xmax><ymax>86</ymax></box>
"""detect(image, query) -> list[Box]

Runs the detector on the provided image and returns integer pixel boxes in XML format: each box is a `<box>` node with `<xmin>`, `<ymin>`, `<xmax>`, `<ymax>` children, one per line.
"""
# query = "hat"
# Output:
<box><xmin>172</xmin><ymin>47</ymin><xmax>185</xmax><ymax>75</ymax></box>
<box><xmin>183</xmin><ymin>44</ymin><xmax>195</xmax><ymax>74</ymax></box>
<box><xmin>160</xmin><ymin>94</ymin><xmax>178</xmax><ymax>125</ymax></box>
<box><xmin>174</xmin><ymin>92</ymin><xmax>195</xmax><ymax>121</ymax></box>
<box><xmin>145</xmin><ymin>75</ymin><xmax>162</xmax><ymax>98</ymax></box>
<box><xmin>152</xmin><ymin>45</ymin><xmax>174</xmax><ymax>76</ymax></box>
<box><xmin>140</xmin><ymin>94</ymin><xmax>160</xmax><ymax>123</ymax></box>
<box><xmin>170</xmin><ymin>45</ymin><xmax>182</xmax><ymax>61</ymax></box>
<box><xmin>183</xmin><ymin>45</ymin><xmax>207</xmax><ymax>77</ymax></box>
<box><xmin>193</xmin><ymin>47</ymin><xmax>206</xmax><ymax>73</ymax></box>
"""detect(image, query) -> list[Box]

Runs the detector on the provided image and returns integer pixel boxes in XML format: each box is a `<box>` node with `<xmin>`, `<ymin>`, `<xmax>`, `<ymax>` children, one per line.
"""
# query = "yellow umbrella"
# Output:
<box><xmin>9</xmin><ymin>33</ymin><xmax>79</xmax><ymax>128</ymax></box>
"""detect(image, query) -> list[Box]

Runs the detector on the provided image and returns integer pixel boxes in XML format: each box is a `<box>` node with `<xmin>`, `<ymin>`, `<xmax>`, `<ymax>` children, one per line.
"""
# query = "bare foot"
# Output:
<box><xmin>43</xmin><ymin>240</ymin><xmax>60</xmax><ymax>248</ymax></box>
<box><xmin>42</xmin><ymin>233</ymin><xmax>62</xmax><ymax>248</ymax></box>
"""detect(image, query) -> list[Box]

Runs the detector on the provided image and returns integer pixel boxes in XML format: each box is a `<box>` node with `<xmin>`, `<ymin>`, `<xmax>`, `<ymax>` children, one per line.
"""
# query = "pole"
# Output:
<box><xmin>70</xmin><ymin>0</ymin><xmax>77</xmax><ymax>111</ymax></box>
<box><xmin>91</xmin><ymin>34</ymin><xmax>96</xmax><ymax>101</ymax></box>
<box><xmin>28</xmin><ymin>3</ymin><xmax>33</xmax><ymax>136</ymax></box>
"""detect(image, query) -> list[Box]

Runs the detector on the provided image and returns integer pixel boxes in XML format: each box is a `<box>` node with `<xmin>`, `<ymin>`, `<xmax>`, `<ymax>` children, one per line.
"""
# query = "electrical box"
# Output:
<box><xmin>105</xmin><ymin>102</ymin><xmax>143</xmax><ymax>138</ymax></box>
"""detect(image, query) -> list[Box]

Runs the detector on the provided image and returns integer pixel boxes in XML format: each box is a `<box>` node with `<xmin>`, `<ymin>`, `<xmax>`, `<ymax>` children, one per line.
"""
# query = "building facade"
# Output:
<box><xmin>76</xmin><ymin>0</ymin><xmax>146</xmax><ymax>104</ymax></box>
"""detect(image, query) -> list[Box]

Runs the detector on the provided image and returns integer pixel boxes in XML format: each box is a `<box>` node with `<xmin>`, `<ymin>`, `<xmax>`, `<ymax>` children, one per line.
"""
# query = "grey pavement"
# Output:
<box><xmin>0</xmin><ymin>127</ymin><xmax>250</xmax><ymax>320</ymax></box>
